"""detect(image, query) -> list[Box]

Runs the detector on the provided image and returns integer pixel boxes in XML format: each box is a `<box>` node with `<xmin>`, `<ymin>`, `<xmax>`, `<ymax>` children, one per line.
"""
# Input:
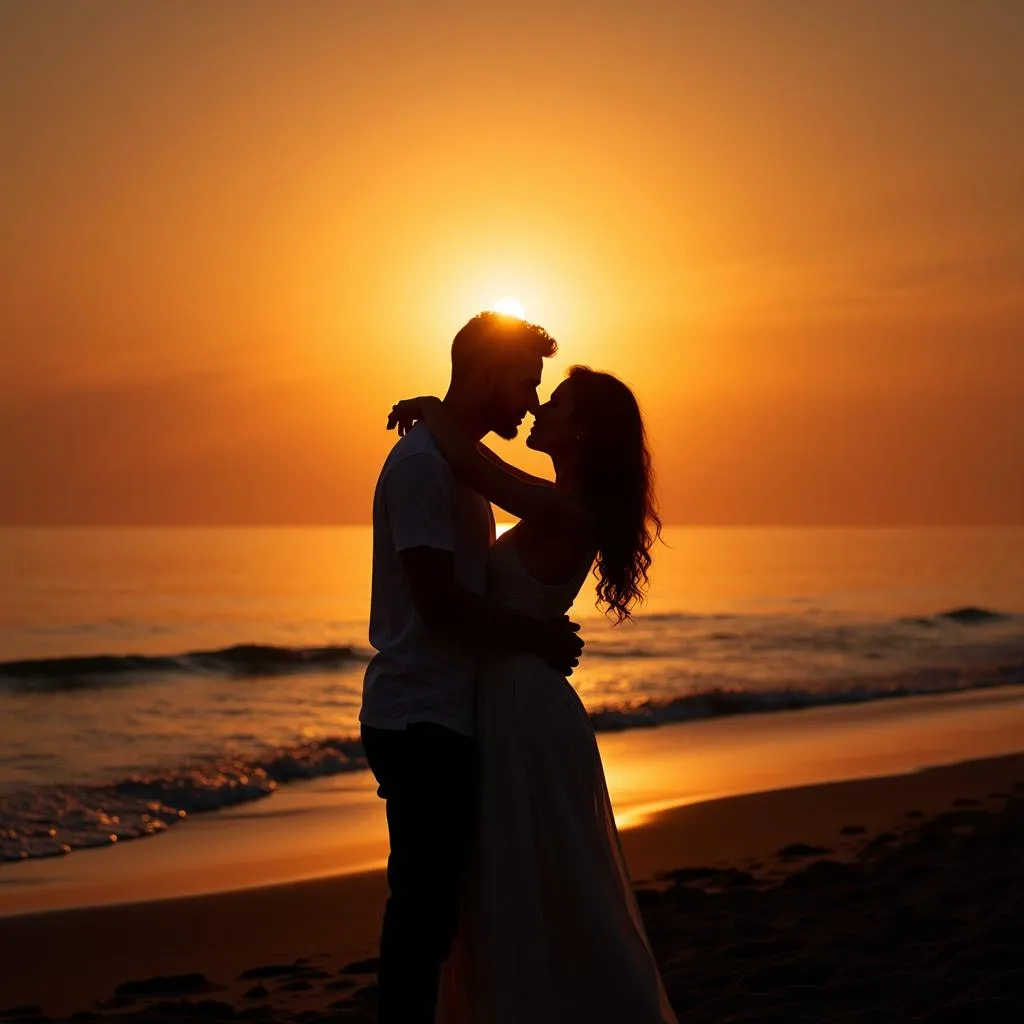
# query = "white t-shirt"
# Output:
<box><xmin>360</xmin><ymin>423</ymin><xmax>494</xmax><ymax>737</ymax></box>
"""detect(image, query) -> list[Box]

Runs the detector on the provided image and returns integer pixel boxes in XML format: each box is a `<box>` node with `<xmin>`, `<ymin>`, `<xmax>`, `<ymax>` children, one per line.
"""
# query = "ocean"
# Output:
<box><xmin>2</xmin><ymin>526</ymin><xmax>1022</xmax><ymax>865</ymax></box>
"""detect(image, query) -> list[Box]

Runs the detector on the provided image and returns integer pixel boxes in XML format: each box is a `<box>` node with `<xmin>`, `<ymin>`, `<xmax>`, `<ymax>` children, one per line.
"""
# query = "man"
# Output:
<box><xmin>359</xmin><ymin>312</ymin><xmax>583</xmax><ymax>1024</ymax></box>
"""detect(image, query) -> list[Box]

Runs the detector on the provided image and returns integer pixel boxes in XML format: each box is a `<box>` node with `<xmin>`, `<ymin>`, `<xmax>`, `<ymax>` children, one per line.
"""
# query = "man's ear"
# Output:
<box><xmin>467</xmin><ymin>362</ymin><xmax>497</xmax><ymax>396</ymax></box>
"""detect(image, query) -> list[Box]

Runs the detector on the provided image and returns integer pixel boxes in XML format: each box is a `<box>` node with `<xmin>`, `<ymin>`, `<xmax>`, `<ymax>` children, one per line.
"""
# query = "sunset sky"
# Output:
<box><xmin>2</xmin><ymin>1</ymin><xmax>1022</xmax><ymax>525</ymax></box>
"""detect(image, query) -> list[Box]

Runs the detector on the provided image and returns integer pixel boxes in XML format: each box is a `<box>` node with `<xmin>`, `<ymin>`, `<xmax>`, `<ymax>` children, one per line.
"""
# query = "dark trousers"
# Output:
<box><xmin>361</xmin><ymin>721</ymin><xmax>478</xmax><ymax>1024</ymax></box>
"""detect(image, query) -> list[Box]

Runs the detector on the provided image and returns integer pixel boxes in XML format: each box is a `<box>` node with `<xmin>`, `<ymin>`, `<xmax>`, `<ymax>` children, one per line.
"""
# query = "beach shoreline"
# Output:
<box><xmin>5</xmin><ymin>682</ymin><xmax>1024</xmax><ymax>918</ymax></box>
<box><xmin>3</xmin><ymin>746</ymin><xmax>1024</xmax><ymax>1019</ymax></box>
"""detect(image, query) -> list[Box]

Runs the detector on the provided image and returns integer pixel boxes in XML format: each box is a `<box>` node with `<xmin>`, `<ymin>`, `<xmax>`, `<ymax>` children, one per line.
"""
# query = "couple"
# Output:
<box><xmin>359</xmin><ymin>312</ymin><xmax>676</xmax><ymax>1023</ymax></box>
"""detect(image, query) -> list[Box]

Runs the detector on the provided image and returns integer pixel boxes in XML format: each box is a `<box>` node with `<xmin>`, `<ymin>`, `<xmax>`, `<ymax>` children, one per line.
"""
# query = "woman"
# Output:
<box><xmin>388</xmin><ymin>366</ymin><xmax>676</xmax><ymax>1024</ymax></box>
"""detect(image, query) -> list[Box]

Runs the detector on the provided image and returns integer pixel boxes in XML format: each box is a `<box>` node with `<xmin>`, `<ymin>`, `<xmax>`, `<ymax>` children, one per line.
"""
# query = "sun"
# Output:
<box><xmin>490</xmin><ymin>296</ymin><xmax>527</xmax><ymax>320</ymax></box>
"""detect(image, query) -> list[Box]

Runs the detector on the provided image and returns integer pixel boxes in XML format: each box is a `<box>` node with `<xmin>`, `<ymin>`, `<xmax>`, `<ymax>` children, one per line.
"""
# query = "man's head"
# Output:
<box><xmin>449</xmin><ymin>312</ymin><xmax>557</xmax><ymax>439</ymax></box>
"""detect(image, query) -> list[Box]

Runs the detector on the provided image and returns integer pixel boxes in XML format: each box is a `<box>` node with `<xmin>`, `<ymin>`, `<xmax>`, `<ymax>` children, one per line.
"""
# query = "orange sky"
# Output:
<box><xmin>2</xmin><ymin>1</ymin><xmax>1022</xmax><ymax>525</ymax></box>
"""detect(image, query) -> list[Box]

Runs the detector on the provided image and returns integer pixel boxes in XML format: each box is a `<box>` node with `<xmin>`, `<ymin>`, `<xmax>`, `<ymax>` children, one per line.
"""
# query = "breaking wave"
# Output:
<box><xmin>0</xmin><ymin>643</ymin><xmax>369</xmax><ymax>692</ymax></box>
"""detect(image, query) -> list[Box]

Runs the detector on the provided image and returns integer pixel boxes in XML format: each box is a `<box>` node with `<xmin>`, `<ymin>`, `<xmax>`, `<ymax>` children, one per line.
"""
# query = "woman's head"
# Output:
<box><xmin>528</xmin><ymin>366</ymin><xmax>661</xmax><ymax>623</ymax></box>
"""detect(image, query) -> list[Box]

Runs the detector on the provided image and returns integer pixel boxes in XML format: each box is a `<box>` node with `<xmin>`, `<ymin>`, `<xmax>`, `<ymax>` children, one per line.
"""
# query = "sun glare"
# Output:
<box><xmin>491</xmin><ymin>296</ymin><xmax>526</xmax><ymax>320</ymax></box>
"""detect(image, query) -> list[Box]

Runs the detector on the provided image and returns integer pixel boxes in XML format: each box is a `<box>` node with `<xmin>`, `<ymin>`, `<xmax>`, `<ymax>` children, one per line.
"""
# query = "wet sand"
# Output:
<box><xmin>6</xmin><ymin>683</ymin><xmax>1024</xmax><ymax>918</ymax></box>
<box><xmin>2</xmin><ymin>750</ymin><xmax>1024</xmax><ymax>1022</ymax></box>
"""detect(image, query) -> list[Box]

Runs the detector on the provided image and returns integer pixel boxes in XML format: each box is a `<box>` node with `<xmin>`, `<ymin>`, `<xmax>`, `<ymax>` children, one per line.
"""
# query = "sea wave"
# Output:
<box><xmin>0</xmin><ymin>736</ymin><xmax>366</xmax><ymax>863</ymax></box>
<box><xmin>0</xmin><ymin>643</ymin><xmax>370</xmax><ymax>692</ymax></box>
<box><xmin>3</xmin><ymin>658</ymin><xmax>1023</xmax><ymax>864</ymax></box>
<box><xmin>587</xmin><ymin>660</ymin><xmax>1024</xmax><ymax>730</ymax></box>
<box><xmin>581</xmin><ymin>605</ymin><xmax>1018</xmax><ymax>659</ymax></box>
<box><xmin>935</xmin><ymin>605</ymin><xmax>1011</xmax><ymax>625</ymax></box>
<box><xmin>4</xmin><ymin>607</ymin><xmax>1011</xmax><ymax>687</ymax></box>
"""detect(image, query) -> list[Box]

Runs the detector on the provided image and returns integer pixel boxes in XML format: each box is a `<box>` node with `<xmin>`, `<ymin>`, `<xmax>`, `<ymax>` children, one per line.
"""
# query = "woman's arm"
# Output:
<box><xmin>388</xmin><ymin>397</ymin><xmax>586</xmax><ymax>527</ymax></box>
<box><xmin>477</xmin><ymin>444</ymin><xmax>553</xmax><ymax>487</ymax></box>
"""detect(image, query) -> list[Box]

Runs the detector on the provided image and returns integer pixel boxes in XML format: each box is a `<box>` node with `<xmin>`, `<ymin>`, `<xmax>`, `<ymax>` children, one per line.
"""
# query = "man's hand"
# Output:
<box><xmin>530</xmin><ymin>615</ymin><xmax>584</xmax><ymax>675</ymax></box>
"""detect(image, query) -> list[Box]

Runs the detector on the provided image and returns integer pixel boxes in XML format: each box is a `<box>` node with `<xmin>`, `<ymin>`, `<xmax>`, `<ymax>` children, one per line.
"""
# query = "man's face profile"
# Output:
<box><xmin>486</xmin><ymin>352</ymin><xmax>543</xmax><ymax>440</ymax></box>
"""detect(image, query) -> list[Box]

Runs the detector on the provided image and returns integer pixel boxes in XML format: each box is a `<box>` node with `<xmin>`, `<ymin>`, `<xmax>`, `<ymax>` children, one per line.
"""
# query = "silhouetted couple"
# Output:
<box><xmin>359</xmin><ymin>312</ymin><xmax>676</xmax><ymax>1023</ymax></box>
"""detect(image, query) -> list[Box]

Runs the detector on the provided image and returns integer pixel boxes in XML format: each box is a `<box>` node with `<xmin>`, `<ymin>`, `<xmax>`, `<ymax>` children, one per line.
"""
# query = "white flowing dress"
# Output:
<box><xmin>437</xmin><ymin>530</ymin><xmax>678</xmax><ymax>1024</ymax></box>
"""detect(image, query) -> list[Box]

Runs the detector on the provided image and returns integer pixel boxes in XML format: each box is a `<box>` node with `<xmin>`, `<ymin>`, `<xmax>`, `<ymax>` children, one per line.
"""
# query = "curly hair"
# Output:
<box><xmin>450</xmin><ymin>311</ymin><xmax>557</xmax><ymax>379</ymax></box>
<box><xmin>565</xmin><ymin>366</ymin><xmax>662</xmax><ymax>623</ymax></box>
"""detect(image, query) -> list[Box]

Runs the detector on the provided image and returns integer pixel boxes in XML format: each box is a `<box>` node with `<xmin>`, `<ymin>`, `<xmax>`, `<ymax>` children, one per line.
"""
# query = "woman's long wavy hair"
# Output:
<box><xmin>565</xmin><ymin>366</ymin><xmax>662</xmax><ymax>623</ymax></box>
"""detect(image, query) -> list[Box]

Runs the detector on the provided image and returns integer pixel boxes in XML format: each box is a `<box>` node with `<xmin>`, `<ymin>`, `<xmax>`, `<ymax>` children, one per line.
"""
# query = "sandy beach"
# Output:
<box><xmin>3</xmin><ymin>689</ymin><xmax>1024</xmax><ymax>1022</ymax></box>
<box><xmin>6</xmin><ymin>0</ymin><xmax>1024</xmax><ymax>1014</ymax></box>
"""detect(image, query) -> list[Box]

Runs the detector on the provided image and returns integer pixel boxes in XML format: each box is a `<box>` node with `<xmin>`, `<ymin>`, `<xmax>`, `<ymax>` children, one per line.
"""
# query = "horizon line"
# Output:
<box><xmin>2</xmin><ymin>522</ymin><xmax>1023</xmax><ymax>530</ymax></box>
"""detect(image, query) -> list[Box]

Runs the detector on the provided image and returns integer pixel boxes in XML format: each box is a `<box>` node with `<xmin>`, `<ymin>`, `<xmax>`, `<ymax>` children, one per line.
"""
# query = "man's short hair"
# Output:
<box><xmin>451</xmin><ymin>312</ymin><xmax>557</xmax><ymax>378</ymax></box>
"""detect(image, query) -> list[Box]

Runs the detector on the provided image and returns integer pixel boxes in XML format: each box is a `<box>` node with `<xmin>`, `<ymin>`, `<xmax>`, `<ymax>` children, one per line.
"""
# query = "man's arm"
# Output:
<box><xmin>400</xmin><ymin>547</ymin><xmax>582</xmax><ymax>674</ymax></box>
<box><xmin>384</xmin><ymin>452</ymin><xmax>582</xmax><ymax>673</ymax></box>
